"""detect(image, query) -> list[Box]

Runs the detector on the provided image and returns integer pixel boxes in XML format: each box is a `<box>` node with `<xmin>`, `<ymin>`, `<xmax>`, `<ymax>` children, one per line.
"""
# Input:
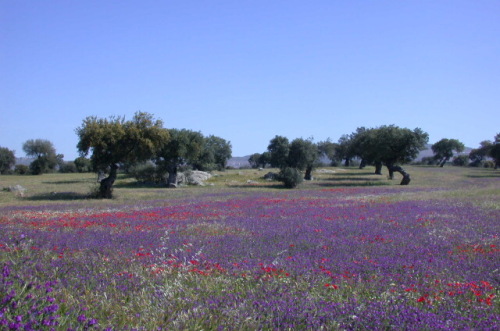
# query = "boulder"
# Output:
<box><xmin>9</xmin><ymin>185</ymin><xmax>26</xmax><ymax>197</ymax></box>
<box><xmin>176</xmin><ymin>170</ymin><xmax>212</xmax><ymax>186</ymax></box>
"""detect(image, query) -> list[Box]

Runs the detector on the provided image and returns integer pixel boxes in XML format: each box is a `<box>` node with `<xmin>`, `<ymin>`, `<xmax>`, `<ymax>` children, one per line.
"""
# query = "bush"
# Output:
<box><xmin>59</xmin><ymin>162</ymin><xmax>77</xmax><ymax>173</ymax></box>
<box><xmin>483</xmin><ymin>160</ymin><xmax>495</xmax><ymax>168</ymax></box>
<box><xmin>129</xmin><ymin>162</ymin><xmax>163</xmax><ymax>184</ymax></box>
<box><xmin>452</xmin><ymin>155</ymin><xmax>469</xmax><ymax>166</ymax></box>
<box><xmin>14</xmin><ymin>164</ymin><xmax>29</xmax><ymax>175</ymax></box>
<box><xmin>278</xmin><ymin>167</ymin><xmax>303</xmax><ymax>188</ymax></box>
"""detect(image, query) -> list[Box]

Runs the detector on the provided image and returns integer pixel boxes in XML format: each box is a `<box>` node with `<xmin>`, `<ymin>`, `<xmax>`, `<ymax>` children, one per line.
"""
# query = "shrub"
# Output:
<box><xmin>452</xmin><ymin>155</ymin><xmax>469</xmax><ymax>166</ymax></box>
<box><xmin>59</xmin><ymin>162</ymin><xmax>77</xmax><ymax>173</ymax></box>
<box><xmin>483</xmin><ymin>160</ymin><xmax>495</xmax><ymax>168</ymax></box>
<box><xmin>14</xmin><ymin>164</ymin><xmax>29</xmax><ymax>175</ymax></box>
<box><xmin>278</xmin><ymin>167</ymin><xmax>303</xmax><ymax>188</ymax></box>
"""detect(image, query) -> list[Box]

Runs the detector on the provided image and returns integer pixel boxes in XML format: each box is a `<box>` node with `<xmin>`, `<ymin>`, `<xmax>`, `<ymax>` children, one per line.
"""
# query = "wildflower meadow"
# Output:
<box><xmin>1</xmin><ymin>167</ymin><xmax>499</xmax><ymax>330</ymax></box>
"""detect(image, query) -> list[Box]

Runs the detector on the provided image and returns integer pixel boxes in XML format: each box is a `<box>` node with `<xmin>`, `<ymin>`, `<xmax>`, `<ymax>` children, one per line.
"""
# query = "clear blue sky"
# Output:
<box><xmin>1</xmin><ymin>1</ymin><xmax>499</xmax><ymax>160</ymax></box>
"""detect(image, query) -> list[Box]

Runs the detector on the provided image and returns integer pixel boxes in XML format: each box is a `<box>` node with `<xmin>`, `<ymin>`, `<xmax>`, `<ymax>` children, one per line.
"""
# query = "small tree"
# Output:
<box><xmin>194</xmin><ymin>135</ymin><xmax>232</xmax><ymax>171</ymax></box>
<box><xmin>431</xmin><ymin>138</ymin><xmax>465</xmax><ymax>167</ymax></box>
<box><xmin>258</xmin><ymin>152</ymin><xmax>271</xmax><ymax>168</ymax></box>
<box><xmin>156</xmin><ymin>129</ymin><xmax>204</xmax><ymax>186</ymax></box>
<box><xmin>267</xmin><ymin>136</ymin><xmax>290</xmax><ymax>168</ymax></box>
<box><xmin>248</xmin><ymin>153</ymin><xmax>262</xmax><ymax>169</ymax></box>
<box><xmin>0</xmin><ymin>147</ymin><xmax>16</xmax><ymax>174</ymax></box>
<box><xmin>76</xmin><ymin>112</ymin><xmax>169</xmax><ymax>198</ymax></box>
<box><xmin>287</xmin><ymin>138</ymin><xmax>318</xmax><ymax>180</ymax></box>
<box><xmin>489</xmin><ymin>133</ymin><xmax>500</xmax><ymax>169</ymax></box>
<box><xmin>22</xmin><ymin>139</ymin><xmax>58</xmax><ymax>174</ymax></box>
<box><xmin>266</xmin><ymin>136</ymin><xmax>318</xmax><ymax>187</ymax></box>
<box><xmin>317</xmin><ymin>139</ymin><xmax>338</xmax><ymax>166</ymax></box>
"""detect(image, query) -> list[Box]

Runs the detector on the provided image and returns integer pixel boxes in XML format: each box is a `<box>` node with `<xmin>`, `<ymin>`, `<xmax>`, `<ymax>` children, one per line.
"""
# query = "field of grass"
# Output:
<box><xmin>1</xmin><ymin>166</ymin><xmax>499</xmax><ymax>330</ymax></box>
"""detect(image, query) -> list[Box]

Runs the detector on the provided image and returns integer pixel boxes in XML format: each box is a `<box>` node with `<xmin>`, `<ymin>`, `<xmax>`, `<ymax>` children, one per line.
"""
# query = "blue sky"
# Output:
<box><xmin>1</xmin><ymin>1</ymin><xmax>499</xmax><ymax>160</ymax></box>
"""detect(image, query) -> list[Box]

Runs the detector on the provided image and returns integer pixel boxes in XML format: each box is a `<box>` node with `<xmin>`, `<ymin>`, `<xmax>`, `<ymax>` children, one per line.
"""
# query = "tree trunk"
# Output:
<box><xmin>388</xmin><ymin>165</ymin><xmax>411</xmax><ymax>185</ymax></box>
<box><xmin>359</xmin><ymin>159</ymin><xmax>366</xmax><ymax>169</ymax></box>
<box><xmin>344</xmin><ymin>158</ymin><xmax>350</xmax><ymax>167</ymax></box>
<box><xmin>374</xmin><ymin>161</ymin><xmax>383</xmax><ymax>175</ymax></box>
<box><xmin>439</xmin><ymin>157</ymin><xmax>448</xmax><ymax>167</ymax></box>
<box><xmin>166</xmin><ymin>163</ymin><xmax>178</xmax><ymax>188</ymax></box>
<box><xmin>387</xmin><ymin>164</ymin><xmax>395</xmax><ymax>180</ymax></box>
<box><xmin>304</xmin><ymin>165</ymin><xmax>313</xmax><ymax>180</ymax></box>
<box><xmin>99</xmin><ymin>164</ymin><xmax>118</xmax><ymax>199</ymax></box>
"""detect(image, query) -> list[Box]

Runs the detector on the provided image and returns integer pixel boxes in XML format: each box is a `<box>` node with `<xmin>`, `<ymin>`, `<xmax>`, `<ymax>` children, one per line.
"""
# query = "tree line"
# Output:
<box><xmin>0</xmin><ymin>112</ymin><xmax>232</xmax><ymax>198</ymax></box>
<box><xmin>248</xmin><ymin>127</ymin><xmax>500</xmax><ymax>187</ymax></box>
<box><xmin>0</xmin><ymin>113</ymin><xmax>498</xmax><ymax>194</ymax></box>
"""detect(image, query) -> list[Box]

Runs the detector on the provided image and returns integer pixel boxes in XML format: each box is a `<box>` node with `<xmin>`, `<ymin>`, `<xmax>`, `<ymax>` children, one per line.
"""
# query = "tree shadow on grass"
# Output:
<box><xmin>113</xmin><ymin>182</ymin><xmax>164</xmax><ymax>189</ymax></box>
<box><xmin>466</xmin><ymin>171</ymin><xmax>500</xmax><ymax>179</ymax></box>
<box><xmin>323</xmin><ymin>177</ymin><xmax>384</xmax><ymax>182</ymax></box>
<box><xmin>315</xmin><ymin>181</ymin><xmax>390</xmax><ymax>188</ymax></box>
<box><xmin>26</xmin><ymin>192</ymin><xmax>92</xmax><ymax>201</ymax></box>
<box><xmin>42</xmin><ymin>180</ymin><xmax>94</xmax><ymax>185</ymax></box>
<box><xmin>330</xmin><ymin>171</ymin><xmax>379</xmax><ymax>176</ymax></box>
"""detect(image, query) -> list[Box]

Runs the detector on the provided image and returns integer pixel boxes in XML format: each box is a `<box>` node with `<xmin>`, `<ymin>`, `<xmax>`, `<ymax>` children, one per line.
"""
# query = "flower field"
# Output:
<box><xmin>1</xmin><ymin>169</ymin><xmax>499</xmax><ymax>330</ymax></box>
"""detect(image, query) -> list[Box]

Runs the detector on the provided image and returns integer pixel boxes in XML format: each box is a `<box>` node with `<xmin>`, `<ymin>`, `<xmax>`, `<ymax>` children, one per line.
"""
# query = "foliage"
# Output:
<box><xmin>431</xmin><ymin>138</ymin><xmax>465</xmax><ymax>167</ymax></box>
<box><xmin>0</xmin><ymin>147</ymin><xmax>16</xmax><ymax>174</ymax></box>
<box><xmin>194</xmin><ymin>135</ymin><xmax>232</xmax><ymax>171</ymax></box>
<box><xmin>156</xmin><ymin>129</ymin><xmax>204</xmax><ymax>182</ymax></box>
<box><xmin>452</xmin><ymin>155</ymin><xmax>469</xmax><ymax>166</ymax></box>
<box><xmin>278</xmin><ymin>167</ymin><xmax>303</xmax><ymax>188</ymax></box>
<box><xmin>287</xmin><ymin>138</ymin><xmax>318</xmax><ymax>171</ymax></box>
<box><xmin>76</xmin><ymin>112</ymin><xmax>169</xmax><ymax>198</ymax></box>
<box><xmin>129</xmin><ymin>162</ymin><xmax>163</xmax><ymax>184</ymax></box>
<box><xmin>248</xmin><ymin>153</ymin><xmax>261</xmax><ymax>169</ymax></box>
<box><xmin>267</xmin><ymin>136</ymin><xmax>290</xmax><ymax>168</ymax></box>
<box><xmin>14</xmin><ymin>164</ymin><xmax>29</xmax><ymax>175</ymax></box>
<box><xmin>317</xmin><ymin>139</ymin><xmax>338</xmax><ymax>165</ymax></box>
<box><xmin>74</xmin><ymin>156</ymin><xmax>92</xmax><ymax>173</ymax></box>
<box><xmin>22</xmin><ymin>139</ymin><xmax>59</xmax><ymax>175</ymax></box>
<box><xmin>335</xmin><ymin>134</ymin><xmax>356</xmax><ymax>166</ymax></box>
<box><xmin>348</xmin><ymin>125</ymin><xmax>428</xmax><ymax>177</ymax></box>
<box><xmin>59</xmin><ymin>161</ymin><xmax>77</xmax><ymax>173</ymax></box>
<box><xmin>489</xmin><ymin>133</ymin><xmax>500</xmax><ymax>169</ymax></box>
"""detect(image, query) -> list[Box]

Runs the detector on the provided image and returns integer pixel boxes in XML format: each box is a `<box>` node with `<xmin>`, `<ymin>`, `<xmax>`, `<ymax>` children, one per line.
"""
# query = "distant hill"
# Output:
<box><xmin>227</xmin><ymin>156</ymin><xmax>251</xmax><ymax>168</ymax></box>
<box><xmin>15</xmin><ymin>157</ymin><xmax>35</xmax><ymax>166</ymax></box>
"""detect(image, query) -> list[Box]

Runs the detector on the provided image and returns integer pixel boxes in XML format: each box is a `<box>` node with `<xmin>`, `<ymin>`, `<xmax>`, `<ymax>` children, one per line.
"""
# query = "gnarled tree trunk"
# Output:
<box><xmin>304</xmin><ymin>165</ymin><xmax>313</xmax><ymax>180</ymax></box>
<box><xmin>165</xmin><ymin>163</ymin><xmax>178</xmax><ymax>188</ymax></box>
<box><xmin>99</xmin><ymin>164</ymin><xmax>118</xmax><ymax>199</ymax></box>
<box><xmin>387</xmin><ymin>164</ymin><xmax>411</xmax><ymax>185</ymax></box>
<box><xmin>374</xmin><ymin>161</ymin><xmax>383</xmax><ymax>175</ymax></box>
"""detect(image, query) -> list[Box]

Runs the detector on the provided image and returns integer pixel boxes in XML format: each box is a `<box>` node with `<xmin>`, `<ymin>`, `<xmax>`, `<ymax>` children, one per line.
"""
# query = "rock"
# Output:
<box><xmin>9</xmin><ymin>185</ymin><xmax>26</xmax><ymax>197</ymax></box>
<box><xmin>263</xmin><ymin>172</ymin><xmax>278</xmax><ymax>180</ymax></box>
<box><xmin>177</xmin><ymin>170</ymin><xmax>212</xmax><ymax>186</ymax></box>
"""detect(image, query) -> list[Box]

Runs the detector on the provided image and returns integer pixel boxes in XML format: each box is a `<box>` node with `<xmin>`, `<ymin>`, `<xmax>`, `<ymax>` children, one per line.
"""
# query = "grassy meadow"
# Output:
<box><xmin>1</xmin><ymin>166</ymin><xmax>499</xmax><ymax>330</ymax></box>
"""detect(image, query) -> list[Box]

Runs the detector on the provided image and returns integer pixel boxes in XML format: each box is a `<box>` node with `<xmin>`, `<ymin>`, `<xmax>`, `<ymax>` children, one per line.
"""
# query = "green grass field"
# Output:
<box><xmin>1</xmin><ymin>165</ymin><xmax>499</xmax><ymax>208</ymax></box>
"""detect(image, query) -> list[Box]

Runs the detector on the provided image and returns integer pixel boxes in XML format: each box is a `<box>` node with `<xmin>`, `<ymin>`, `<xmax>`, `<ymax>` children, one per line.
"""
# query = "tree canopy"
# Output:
<box><xmin>0</xmin><ymin>147</ymin><xmax>16</xmax><ymax>174</ymax></box>
<box><xmin>76</xmin><ymin>112</ymin><xmax>169</xmax><ymax>198</ymax></box>
<box><xmin>432</xmin><ymin>138</ymin><xmax>465</xmax><ymax>167</ymax></box>
<box><xmin>22</xmin><ymin>139</ymin><xmax>59</xmax><ymax>175</ymax></box>
<box><xmin>155</xmin><ymin>129</ymin><xmax>205</xmax><ymax>186</ymax></box>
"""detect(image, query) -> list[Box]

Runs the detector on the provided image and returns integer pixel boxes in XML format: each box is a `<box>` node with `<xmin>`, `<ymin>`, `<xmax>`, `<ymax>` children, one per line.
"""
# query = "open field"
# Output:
<box><xmin>1</xmin><ymin>166</ymin><xmax>499</xmax><ymax>330</ymax></box>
